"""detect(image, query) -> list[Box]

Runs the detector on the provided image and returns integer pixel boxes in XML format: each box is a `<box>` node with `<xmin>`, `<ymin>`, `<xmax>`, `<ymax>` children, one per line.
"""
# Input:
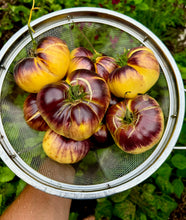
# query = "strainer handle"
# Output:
<box><xmin>173</xmin><ymin>89</ymin><xmax>186</xmax><ymax>150</ymax></box>
<box><xmin>173</xmin><ymin>146</ymin><xmax>186</xmax><ymax>150</ymax></box>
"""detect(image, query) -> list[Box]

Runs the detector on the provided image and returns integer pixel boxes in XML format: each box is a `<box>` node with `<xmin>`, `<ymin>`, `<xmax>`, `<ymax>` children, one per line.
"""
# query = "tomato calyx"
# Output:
<box><xmin>28</xmin><ymin>48</ymin><xmax>37</xmax><ymax>57</ymax></box>
<box><xmin>122</xmin><ymin>93</ymin><xmax>133</xmax><ymax>124</ymax></box>
<box><xmin>68</xmin><ymin>84</ymin><xmax>87</xmax><ymax>102</ymax></box>
<box><xmin>123</xmin><ymin>108</ymin><xmax>134</xmax><ymax>124</ymax></box>
<box><xmin>91</xmin><ymin>51</ymin><xmax>103</xmax><ymax>63</ymax></box>
<box><xmin>115</xmin><ymin>48</ymin><xmax>129</xmax><ymax>67</ymax></box>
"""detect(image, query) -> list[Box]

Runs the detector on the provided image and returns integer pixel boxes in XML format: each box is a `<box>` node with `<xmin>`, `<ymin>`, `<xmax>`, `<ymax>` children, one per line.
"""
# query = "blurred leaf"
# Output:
<box><xmin>18</xmin><ymin>0</ymin><xmax>32</xmax><ymax>3</ymax></box>
<box><xmin>3</xmin><ymin>122</ymin><xmax>20</xmax><ymax>142</ymax></box>
<box><xmin>174</xmin><ymin>49</ymin><xmax>186</xmax><ymax>68</ymax></box>
<box><xmin>113</xmin><ymin>199</ymin><xmax>136</xmax><ymax>220</ymax></box>
<box><xmin>157</xmin><ymin>194</ymin><xmax>177</xmax><ymax>217</ymax></box>
<box><xmin>109</xmin><ymin>189</ymin><xmax>131</xmax><ymax>203</ymax></box>
<box><xmin>136</xmin><ymin>2</ymin><xmax>149</xmax><ymax>10</ymax></box>
<box><xmin>138</xmin><ymin>212</ymin><xmax>147</xmax><ymax>220</ymax></box>
<box><xmin>9</xmin><ymin>5</ymin><xmax>30</xmax><ymax>23</ymax></box>
<box><xmin>176</xmin><ymin>168</ymin><xmax>186</xmax><ymax>178</ymax></box>
<box><xmin>31</xmin><ymin>8</ymin><xmax>48</xmax><ymax>20</ymax></box>
<box><xmin>95</xmin><ymin>199</ymin><xmax>113</xmax><ymax>220</ymax></box>
<box><xmin>134</xmin><ymin>0</ymin><xmax>143</xmax><ymax>4</ymax></box>
<box><xmin>0</xmin><ymin>194</ymin><xmax>3</xmax><ymax>207</ymax></box>
<box><xmin>172</xmin><ymin>178</ymin><xmax>184</xmax><ymax>198</ymax></box>
<box><xmin>51</xmin><ymin>4</ymin><xmax>62</xmax><ymax>11</ymax></box>
<box><xmin>24</xmin><ymin>132</ymin><xmax>44</xmax><ymax>148</ymax></box>
<box><xmin>46</xmin><ymin>0</ymin><xmax>55</xmax><ymax>3</ymax></box>
<box><xmin>0</xmin><ymin>167</ymin><xmax>15</xmax><ymax>183</ymax></box>
<box><xmin>152</xmin><ymin>163</ymin><xmax>172</xmax><ymax>179</ymax></box>
<box><xmin>177</xmin><ymin>122</ymin><xmax>186</xmax><ymax>145</ymax></box>
<box><xmin>155</xmin><ymin>176</ymin><xmax>174</xmax><ymax>194</ymax></box>
<box><xmin>97</xmin><ymin>197</ymin><xmax>108</xmax><ymax>203</ymax></box>
<box><xmin>135</xmin><ymin>210</ymin><xmax>147</xmax><ymax>220</ymax></box>
<box><xmin>16</xmin><ymin>179</ymin><xmax>27</xmax><ymax>197</ymax></box>
<box><xmin>171</xmin><ymin>154</ymin><xmax>186</xmax><ymax>169</ymax></box>
<box><xmin>141</xmin><ymin>192</ymin><xmax>156</xmax><ymax>207</ymax></box>
<box><xmin>69</xmin><ymin>212</ymin><xmax>79</xmax><ymax>220</ymax></box>
<box><xmin>142</xmin><ymin>183</ymin><xmax>156</xmax><ymax>194</ymax></box>
<box><xmin>14</xmin><ymin>93</ymin><xmax>29</xmax><ymax>108</ymax></box>
<box><xmin>179</xmin><ymin>65</ymin><xmax>186</xmax><ymax>80</ymax></box>
<box><xmin>0</xmin><ymin>74</ymin><xmax>15</xmax><ymax>99</ymax></box>
<box><xmin>0</xmin><ymin>17</ymin><xmax>14</xmax><ymax>31</ymax></box>
<box><xmin>0</xmin><ymin>182</ymin><xmax>16</xmax><ymax>211</ymax></box>
<box><xmin>2</xmin><ymin>183</ymin><xmax>16</xmax><ymax>197</ymax></box>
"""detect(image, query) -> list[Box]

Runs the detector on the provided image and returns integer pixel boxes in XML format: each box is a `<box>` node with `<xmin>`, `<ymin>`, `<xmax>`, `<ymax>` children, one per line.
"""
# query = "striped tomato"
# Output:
<box><xmin>37</xmin><ymin>69</ymin><xmax>111</xmax><ymax>141</ymax></box>
<box><xmin>107</xmin><ymin>46</ymin><xmax>160</xmax><ymax>98</ymax></box>
<box><xmin>106</xmin><ymin>94</ymin><xmax>164</xmax><ymax>154</ymax></box>
<box><xmin>67</xmin><ymin>47</ymin><xmax>118</xmax><ymax>81</ymax></box>
<box><xmin>14</xmin><ymin>36</ymin><xmax>70</xmax><ymax>93</ymax></box>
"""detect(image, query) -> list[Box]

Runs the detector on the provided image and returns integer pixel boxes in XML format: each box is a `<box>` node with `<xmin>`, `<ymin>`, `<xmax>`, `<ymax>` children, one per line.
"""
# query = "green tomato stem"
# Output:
<box><xmin>68</xmin><ymin>84</ymin><xmax>86</xmax><ymax>102</ymax></box>
<box><xmin>116</xmin><ymin>48</ymin><xmax>129</xmax><ymax>67</ymax></box>
<box><xmin>91</xmin><ymin>51</ymin><xmax>103</xmax><ymax>62</ymax></box>
<box><xmin>124</xmin><ymin>108</ymin><xmax>133</xmax><ymax>124</ymax></box>
<box><xmin>27</xmin><ymin>0</ymin><xmax>39</xmax><ymax>53</ymax></box>
<box><xmin>122</xmin><ymin>92</ymin><xmax>133</xmax><ymax>124</ymax></box>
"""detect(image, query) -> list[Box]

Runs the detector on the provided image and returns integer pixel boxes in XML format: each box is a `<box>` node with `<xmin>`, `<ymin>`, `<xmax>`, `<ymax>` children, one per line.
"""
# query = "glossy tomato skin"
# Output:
<box><xmin>108</xmin><ymin>46</ymin><xmax>160</xmax><ymax>98</ymax></box>
<box><xmin>106</xmin><ymin>94</ymin><xmax>164</xmax><ymax>154</ymax></box>
<box><xmin>68</xmin><ymin>47</ymin><xmax>95</xmax><ymax>75</ymax></box>
<box><xmin>67</xmin><ymin>56</ymin><xmax>95</xmax><ymax>75</ymax></box>
<box><xmin>37</xmin><ymin>69</ymin><xmax>111</xmax><ymax>141</ymax></box>
<box><xmin>14</xmin><ymin>36</ymin><xmax>70</xmax><ymax>93</ymax></box>
<box><xmin>70</xmin><ymin>47</ymin><xmax>93</xmax><ymax>59</ymax></box>
<box><xmin>92</xmin><ymin>124</ymin><xmax>109</xmax><ymax>144</ymax></box>
<box><xmin>23</xmin><ymin>93</ymin><xmax>48</xmax><ymax>131</ymax></box>
<box><xmin>43</xmin><ymin>129</ymin><xmax>90</xmax><ymax>164</ymax></box>
<box><xmin>90</xmin><ymin>123</ymin><xmax>113</xmax><ymax>148</ymax></box>
<box><xmin>95</xmin><ymin>56</ymin><xmax>118</xmax><ymax>81</ymax></box>
<box><xmin>36</xmin><ymin>36</ymin><xmax>70</xmax><ymax>76</ymax></box>
<box><xmin>67</xmin><ymin>47</ymin><xmax>118</xmax><ymax>81</ymax></box>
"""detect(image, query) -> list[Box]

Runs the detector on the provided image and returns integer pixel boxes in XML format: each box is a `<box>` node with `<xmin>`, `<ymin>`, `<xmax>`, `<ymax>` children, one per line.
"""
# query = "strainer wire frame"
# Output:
<box><xmin>0</xmin><ymin>7</ymin><xmax>185</xmax><ymax>199</ymax></box>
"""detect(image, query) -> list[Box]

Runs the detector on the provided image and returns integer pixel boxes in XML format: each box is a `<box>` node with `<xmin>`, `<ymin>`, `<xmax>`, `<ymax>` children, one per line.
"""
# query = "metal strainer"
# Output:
<box><xmin>0</xmin><ymin>7</ymin><xmax>185</xmax><ymax>199</ymax></box>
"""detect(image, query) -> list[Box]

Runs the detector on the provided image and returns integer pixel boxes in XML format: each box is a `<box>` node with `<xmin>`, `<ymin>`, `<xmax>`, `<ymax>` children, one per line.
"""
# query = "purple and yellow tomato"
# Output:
<box><xmin>106</xmin><ymin>94</ymin><xmax>164</xmax><ymax>154</ymax></box>
<box><xmin>91</xmin><ymin>124</ymin><xmax>111</xmax><ymax>145</ymax></box>
<box><xmin>14</xmin><ymin>36</ymin><xmax>70</xmax><ymax>93</ymax></box>
<box><xmin>37</xmin><ymin>69</ymin><xmax>111</xmax><ymax>141</ymax></box>
<box><xmin>43</xmin><ymin>129</ymin><xmax>90</xmax><ymax>164</ymax></box>
<box><xmin>67</xmin><ymin>47</ymin><xmax>118</xmax><ymax>81</ymax></box>
<box><xmin>23</xmin><ymin>93</ymin><xmax>48</xmax><ymax>131</ymax></box>
<box><xmin>107</xmin><ymin>46</ymin><xmax>160</xmax><ymax>98</ymax></box>
<box><xmin>109</xmin><ymin>94</ymin><xmax>123</xmax><ymax>106</ymax></box>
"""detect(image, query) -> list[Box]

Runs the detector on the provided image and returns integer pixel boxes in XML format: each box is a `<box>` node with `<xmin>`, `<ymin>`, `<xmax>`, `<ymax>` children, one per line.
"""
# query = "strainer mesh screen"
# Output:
<box><xmin>1</xmin><ymin>22</ymin><xmax>169</xmax><ymax>185</ymax></box>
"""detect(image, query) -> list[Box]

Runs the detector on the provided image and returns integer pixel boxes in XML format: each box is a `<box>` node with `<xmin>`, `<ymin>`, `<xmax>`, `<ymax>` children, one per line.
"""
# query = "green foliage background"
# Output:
<box><xmin>0</xmin><ymin>0</ymin><xmax>186</xmax><ymax>219</ymax></box>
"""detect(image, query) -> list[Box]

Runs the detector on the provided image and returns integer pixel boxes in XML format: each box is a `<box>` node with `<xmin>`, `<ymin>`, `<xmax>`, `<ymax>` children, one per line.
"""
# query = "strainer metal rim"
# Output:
<box><xmin>0</xmin><ymin>7</ymin><xmax>185</xmax><ymax>199</ymax></box>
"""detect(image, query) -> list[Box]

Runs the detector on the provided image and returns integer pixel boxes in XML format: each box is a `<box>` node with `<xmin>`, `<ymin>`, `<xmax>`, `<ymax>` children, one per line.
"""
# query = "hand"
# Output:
<box><xmin>1</xmin><ymin>157</ymin><xmax>75</xmax><ymax>220</ymax></box>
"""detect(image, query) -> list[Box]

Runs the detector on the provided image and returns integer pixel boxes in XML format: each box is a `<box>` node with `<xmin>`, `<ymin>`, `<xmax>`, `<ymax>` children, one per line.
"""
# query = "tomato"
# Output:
<box><xmin>14</xmin><ymin>36</ymin><xmax>70</xmax><ymax>93</ymax></box>
<box><xmin>23</xmin><ymin>93</ymin><xmax>48</xmax><ymax>131</ymax></box>
<box><xmin>37</xmin><ymin>69</ymin><xmax>111</xmax><ymax>141</ymax></box>
<box><xmin>106</xmin><ymin>94</ymin><xmax>164</xmax><ymax>154</ymax></box>
<box><xmin>107</xmin><ymin>46</ymin><xmax>160</xmax><ymax>98</ymax></box>
<box><xmin>43</xmin><ymin>129</ymin><xmax>90</xmax><ymax>164</ymax></box>
<box><xmin>67</xmin><ymin>47</ymin><xmax>118</xmax><ymax>81</ymax></box>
